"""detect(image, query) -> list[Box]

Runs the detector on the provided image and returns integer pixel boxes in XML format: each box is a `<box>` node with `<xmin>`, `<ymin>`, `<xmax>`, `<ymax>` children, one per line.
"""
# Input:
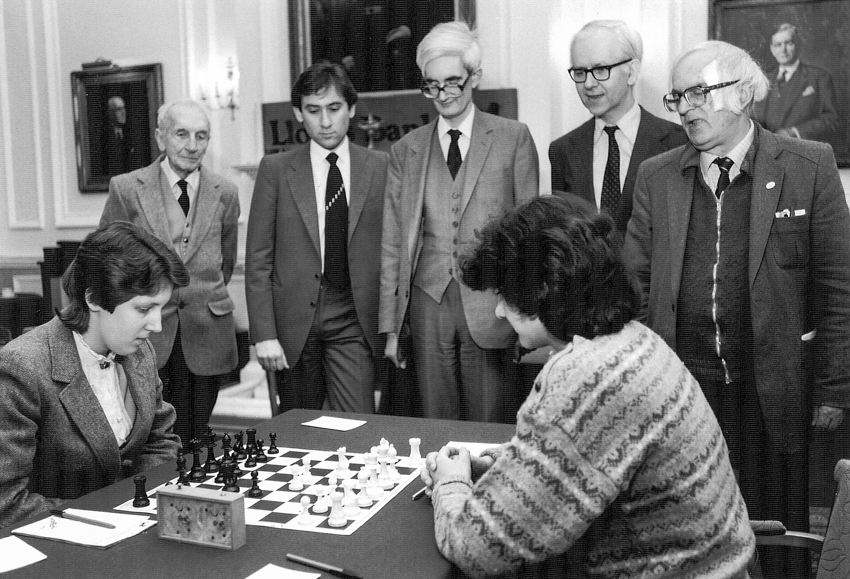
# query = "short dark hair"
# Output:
<box><xmin>291</xmin><ymin>61</ymin><xmax>358</xmax><ymax>110</ymax></box>
<box><xmin>59</xmin><ymin>221</ymin><xmax>189</xmax><ymax>333</ymax></box>
<box><xmin>460</xmin><ymin>195</ymin><xmax>640</xmax><ymax>340</ymax></box>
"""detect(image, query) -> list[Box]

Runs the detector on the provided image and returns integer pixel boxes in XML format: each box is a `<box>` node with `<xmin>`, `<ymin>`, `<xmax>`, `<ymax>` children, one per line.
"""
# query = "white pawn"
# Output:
<box><xmin>289</xmin><ymin>465</ymin><xmax>304</xmax><ymax>491</ymax></box>
<box><xmin>366</xmin><ymin>463</ymin><xmax>383</xmax><ymax>499</ymax></box>
<box><xmin>378</xmin><ymin>458</ymin><xmax>393</xmax><ymax>490</ymax></box>
<box><xmin>328</xmin><ymin>473</ymin><xmax>338</xmax><ymax>493</ymax></box>
<box><xmin>327</xmin><ymin>491</ymin><xmax>346</xmax><ymax>527</ymax></box>
<box><xmin>301</xmin><ymin>458</ymin><xmax>314</xmax><ymax>485</ymax></box>
<box><xmin>313</xmin><ymin>486</ymin><xmax>329</xmax><ymax>513</ymax></box>
<box><xmin>298</xmin><ymin>496</ymin><xmax>312</xmax><ymax>525</ymax></box>
<box><xmin>409</xmin><ymin>437</ymin><xmax>423</xmax><ymax>466</ymax></box>
<box><xmin>387</xmin><ymin>444</ymin><xmax>400</xmax><ymax>480</ymax></box>
<box><xmin>356</xmin><ymin>468</ymin><xmax>369</xmax><ymax>490</ymax></box>
<box><xmin>357</xmin><ymin>470</ymin><xmax>372</xmax><ymax>507</ymax></box>
<box><xmin>342</xmin><ymin>479</ymin><xmax>361</xmax><ymax>517</ymax></box>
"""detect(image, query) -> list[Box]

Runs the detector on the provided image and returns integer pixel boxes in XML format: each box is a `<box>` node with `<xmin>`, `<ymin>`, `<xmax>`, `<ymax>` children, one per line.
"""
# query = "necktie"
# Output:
<box><xmin>324</xmin><ymin>152</ymin><xmax>349</xmax><ymax>290</ymax></box>
<box><xmin>601</xmin><ymin>126</ymin><xmax>620</xmax><ymax>216</ymax></box>
<box><xmin>714</xmin><ymin>157</ymin><xmax>734</xmax><ymax>199</ymax></box>
<box><xmin>177</xmin><ymin>179</ymin><xmax>190</xmax><ymax>216</ymax></box>
<box><xmin>777</xmin><ymin>71</ymin><xmax>787</xmax><ymax>93</ymax></box>
<box><xmin>447</xmin><ymin>129</ymin><xmax>462</xmax><ymax>180</ymax></box>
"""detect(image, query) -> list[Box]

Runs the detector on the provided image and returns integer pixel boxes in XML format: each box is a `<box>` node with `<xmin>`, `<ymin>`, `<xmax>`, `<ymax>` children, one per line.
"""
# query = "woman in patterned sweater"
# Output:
<box><xmin>420</xmin><ymin>195</ymin><xmax>754</xmax><ymax>578</ymax></box>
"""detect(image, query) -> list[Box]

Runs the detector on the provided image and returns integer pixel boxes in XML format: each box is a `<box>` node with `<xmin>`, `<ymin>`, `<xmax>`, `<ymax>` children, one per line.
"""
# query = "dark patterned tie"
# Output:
<box><xmin>601</xmin><ymin>126</ymin><xmax>620</xmax><ymax>216</ymax></box>
<box><xmin>324</xmin><ymin>152</ymin><xmax>349</xmax><ymax>290</ymax></box>
<box><xmin>776</xmin><ymin>71</ymin><xmax>787</xmax><ymax>93</ymax></box>
<box><xmin>447</xmin><ymin>129</ymin><xmax>462</xmax><ymax>180</ymax></box>
<box><xmin>714</xmin><ymin>157</ymin><xmax>734</xmax><ymax>199</ymax></box>
<box><xmin>177</xmin><ymin>179</ymin><xmax>190</xmax><ymax>216</ymax></box>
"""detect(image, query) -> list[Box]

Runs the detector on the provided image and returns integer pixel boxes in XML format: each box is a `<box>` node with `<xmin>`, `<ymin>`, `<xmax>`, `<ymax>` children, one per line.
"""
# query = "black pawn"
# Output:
<box><xmin>215</xmin><ymin>457</ymin><xmax>228</xmax><ymax>484</ymax></box>
<box><xmin>267</xmin><ymin>432</ymin><xmax>279</xmax><ymax>455</ymax></box>
<box><xmin>133</xmin><ymin>475</ymin><xmax>150</xmax><ymax>507</ymax></box>
<box><xmin>223</xmin><ymin>463</ymin><xmax>240</xmax><ymax>493</ymax></box>
<box><xmin>255</xmin><ymin>439</ymin><xmax>268</xmax><ymax>463</ymax></box>
<box><xmin>229</xmin><ymin>450</ymin><xmax>243</xmax><ymax>476</ymax></box>
<box><xmin>204</xmin><ymin>428</ymin><xmax>219</xmax><ymax>473</ymax></box>
<box><xmin>176</xmin><ymin>454</ymin><xmax>186</xmax><ymax>474</ymax></box>
<box><xmin>176</xmin><ymin>455</ymin><xmax>191</xmax><ymax>486</ymax></box>
<box><xmin>189</xmin><ymin>439</ymin><xmax>206</xmax><ymax>482</ymax></box>
<box><xmin>244</xmin><ymin>447</ymin><xmax>257</xmax><ymax>468</ymax></box>
<box><xmin>247</xmin><ymin>471</ymin><xmax>263</xmax><ymax>498</ymax></box>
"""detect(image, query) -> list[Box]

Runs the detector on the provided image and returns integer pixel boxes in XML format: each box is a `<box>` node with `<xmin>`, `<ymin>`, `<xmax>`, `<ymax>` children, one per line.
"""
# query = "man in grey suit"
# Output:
<box><xmin>380</xmin><ymin>21</ymin><xmax>539</xmax><ymax>422</ymax></box>
<box><xmin>624</xmin><ymin>40</ymin><xmax>850</xmax><ymax>578</ymax></box>
<box><xmin>246</xmin><ymin>62</ymin><xmax>387</xmax><ymax>414</ymax></box>
<box><xmin>549</xmin><ymin>20</ymin><xmax>686</xmax><ymax>234</ymax></box>
<box><xmin>100</xmin><ymin>98</ymin><xmax>240</xmax><ymax>448</ymax></box>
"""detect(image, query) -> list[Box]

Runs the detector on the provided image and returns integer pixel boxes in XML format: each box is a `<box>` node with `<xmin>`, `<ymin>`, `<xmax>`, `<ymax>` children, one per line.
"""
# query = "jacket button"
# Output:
<box><xmin>314</xmin><ymin>274</ymin><xmax>320</xmax><ymax>279</ymax></box>
<box><xmin>178</xmin><ymin>302</ymin><xmax>185</xmax><ymax>309</ymax></box>
<box><xmin>310</xmin><ymin>301</ymin><xmax>316</xmax><ymax>307</ymax></box>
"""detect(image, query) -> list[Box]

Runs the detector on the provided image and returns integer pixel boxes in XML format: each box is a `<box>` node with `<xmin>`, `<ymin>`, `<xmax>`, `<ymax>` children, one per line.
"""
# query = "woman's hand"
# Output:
<box><xmin>419</xmin><ymin>445</ymin><xmax>473</xmax><ymax>497</ymax></box>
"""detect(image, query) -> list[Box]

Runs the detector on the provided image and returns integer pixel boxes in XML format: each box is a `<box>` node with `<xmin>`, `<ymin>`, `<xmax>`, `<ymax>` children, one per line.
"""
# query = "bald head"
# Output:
<box><xmin>155</xmin><ymin>99</ymin><xmax>210</xmax><ymax>179</ymax></box>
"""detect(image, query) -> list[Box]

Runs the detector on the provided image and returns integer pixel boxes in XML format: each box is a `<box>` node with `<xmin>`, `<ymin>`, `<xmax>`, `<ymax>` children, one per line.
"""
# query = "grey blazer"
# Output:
<box><xmin>100</xmin><ymin>158</ymin><xmax>240</xmax><ymax>375</ymax></box>
<box><xmin>379</xmin><ymin>108</ymin><xmax>540</xmax><ymax>348</ymax></box>
<box><xmin>0</xmin><ymin>318</ymin><xmax>180</xmax><ymax>528</ymax></box>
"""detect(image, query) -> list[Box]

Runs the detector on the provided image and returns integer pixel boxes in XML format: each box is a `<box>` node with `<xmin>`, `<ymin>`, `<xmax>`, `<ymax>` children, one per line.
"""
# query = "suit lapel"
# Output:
<box><xmin>575</xmin><ymin>120</ymin><xmax>595</xmax><ymax>193</ymax></box>
<box><xmin>347</xmin><ymin>144</ymin><xmax>371</xmax><ymax>242</ymax></box>
<box><xmin>287</xmin><ymin>147</ymin><xmax>321</xmax><ymax>256</ymax></box>
<box><xmin>779</xmin><ymin>65</ymin><xmax>806</xmax><ymax>125</ymax></box>
<box><xmin>460</xmin><ymin>109</ymin><xmax>493</xmax><ymax>216</ymax></box>
<box><xmin>49</xmin><ymin>320</ymin><xmax>119</xmax><ymax>477</ymax></box>
<box><xmin>120</xmin><ymin>352</ymin><xmax>152</xmax><ymax>451</ymax></box>
<box><xmin>135</xmin><ymin>162</ymin><xmax>173</xmax><ymax>247</ymax></box>
<box><xmin>406</xmin><ymin>121</ymin><xmax>436</xmax><ymax>262</ymax></box>
<box><xmin>668</xmin><ymin>147</ymin><xmax>699</xmax><ymax>300</ymax></box>
<box><xmin>748</xmin><ymin>128</ymin><xmax>784</xmax><ymax>289</ymax></box>
<box><xmin>183</xmin><ymin>166</ymin><xmax>223</xmax><ymax>264</ymax></box>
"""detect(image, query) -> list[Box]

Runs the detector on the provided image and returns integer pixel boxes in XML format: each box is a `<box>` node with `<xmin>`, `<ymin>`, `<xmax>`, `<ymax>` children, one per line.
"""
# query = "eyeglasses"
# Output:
<box><xmin>662</xmin><ymin>80</ymin><xmax>740</xmax><ymax>112</ymax></box>
<box><xmin>421</xmin><ymin>74</ymin><xmax>472</xmax><ymax>99</ymax></box>
<box><xmin>568</xmin><ymin>58</ymin><xmax>632</xmax><ymax>83</ymax></box>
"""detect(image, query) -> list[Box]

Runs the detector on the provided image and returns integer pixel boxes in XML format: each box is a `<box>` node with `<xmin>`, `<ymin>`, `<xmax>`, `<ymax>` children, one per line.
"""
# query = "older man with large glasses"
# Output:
<box><xmin>548</xmin><ymin>20</ymin><xmax>686</xmax><ymax>234</ymax></box>
<box><xmin>624</xmin><ymin>39</ymin><xmax>850</xmax><ymax>579</ymax></box>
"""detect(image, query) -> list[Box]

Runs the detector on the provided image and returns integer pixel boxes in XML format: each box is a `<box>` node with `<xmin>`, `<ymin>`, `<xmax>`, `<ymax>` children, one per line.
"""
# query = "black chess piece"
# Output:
<box><xmin>133</xmin><ymin>475</ymin><xmax>150</xmax><ymax>507</ymax></box>
<box><xmin>204</xmin><ymin>428</ymin><xmax>219</xmax><ymax>473</ymax></box>
<box><xmin>215</xmin><ymin>457</ymin><xmax>228</xmax><ymax>484</ymax></box>
<box><xmin>247</xmin><ymin>471</ymin><xmax>263</xmax><ymax>498</ymax></box>
<box><xmin>234</xmin><ymin>431</ymin><xmax>247</xmax><ymax>460</ymax></box>
<box><xmin>245</xmin><ymin>428</ymin><xmax>258</xmax><ymax>456</ymax></box>
<box><xmin>230</xmin><ymin>450</ymin><xmax>243</xmax><ymax>476</ymax></box>
<box><xmin>255</xmin><ymin>439</ymin><xmax>268</xmax><ymax>463</ymax></box>
<box><xmin>176</xmin><ymin>454</ymin><xmax>186</xmax><ymax>474</ymax></box>
<box><xmin>244</xmin><ymin>447</ymin><xmax>257</xmax><ymax>468</ymax></box>
<box><xmin>189</xmin><ymin>438</ymin><xmax>207</xmax><ymax>482</ymax></box>
<box><xmin>267</xmin><ymin>432</ymin><xmax>279</xmax><ymax>455</ymax></box>
<box><xmin>222</xmin><ymin>462</ymin><xmax>240</xmax><ymax>493</ymax></box>
<box><xmin>175</xmin><ymin>455</ymin><xmax>191</xmax><ymax>486</ymax></box>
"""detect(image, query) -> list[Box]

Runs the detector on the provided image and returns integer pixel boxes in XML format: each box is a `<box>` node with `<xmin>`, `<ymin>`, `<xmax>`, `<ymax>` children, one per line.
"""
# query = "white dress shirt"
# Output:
<box><xmin>437</xmin><ymin>106</ymin><xmax>475</xmax><ymax>163</ymax></box>
<box><xmin>592</xmin><ymin>102</ymin><xmax>641</xmax><ymax>211</ymax></box>
<box><xmin>309</xmin><ymin>137</ymin><xmax>352</xmax><ymax>270</ymax></box>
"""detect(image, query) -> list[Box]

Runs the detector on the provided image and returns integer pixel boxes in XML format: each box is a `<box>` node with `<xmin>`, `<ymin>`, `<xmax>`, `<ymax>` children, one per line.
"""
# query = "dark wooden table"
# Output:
<box><xmin>1</xmin><ymin>409</ymin><xmax>514</xmax><ymax>579</ymax></box>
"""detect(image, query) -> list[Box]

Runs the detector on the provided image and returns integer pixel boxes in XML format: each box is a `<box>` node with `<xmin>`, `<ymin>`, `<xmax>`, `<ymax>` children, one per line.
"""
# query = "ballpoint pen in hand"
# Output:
<box><xmin>50</xmin><ymin>509</ymin><xmax>116</xmax><ymax>529</ymax></box>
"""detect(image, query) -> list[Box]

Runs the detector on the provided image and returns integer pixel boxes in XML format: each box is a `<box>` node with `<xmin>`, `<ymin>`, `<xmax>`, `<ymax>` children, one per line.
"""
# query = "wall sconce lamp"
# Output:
<box><xmin>199</xmin><ymin>57</ymin><xmax>240</xmax><ymax>120</ymax></box>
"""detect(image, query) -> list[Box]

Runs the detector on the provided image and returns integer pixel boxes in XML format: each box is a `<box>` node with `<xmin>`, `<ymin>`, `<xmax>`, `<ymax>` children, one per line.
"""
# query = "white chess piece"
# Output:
<box><xmin>366</xmin><ymin>463</ymin><xmax>383</xmax><ymax>499</ymax></box>
<box><xmin>387</xmin><ymin>444</ymin><xmax>400</xmax><ymax>480</ymax></box>
<box><xmin>313</xmin><ymin>486</ymin><xmax>329</xmax><ymax>513</ymax></box>
<box><xmin>301</xmin><ymin>458</ymin><xmax>314</xmax><ymax>485</ymax></box>
<box><xmin>356</xmin><ymin>469</ymin><xmax>372</xmax><ymax>507</ymax></box>
<box><xmin>298</xmin><ymin>496</ymin><xmax>312</xmax><ymax>525</ymax></box>
<box><xmin>289</xmin><ymin>465</ymin><xmax>304</xmax><ymax>491</ymax></box>
<box><xmin>327</xmin><ymin>491</ymin><xmax>346</xmax><ymax>527</ymax></box>
<box><xmin>409</xmin><ymin>437</ymin><xmax>423</xmax><ymax>466</ymax></box>
<box><xmin>342</xmin><ymin>479</ymin><xmax>361</xmax><ymax>517</ymax></box>
<box><xmin>334</xmin><ymin>447</ymin><xmax>350</xmax><ymax>477</ymax></box>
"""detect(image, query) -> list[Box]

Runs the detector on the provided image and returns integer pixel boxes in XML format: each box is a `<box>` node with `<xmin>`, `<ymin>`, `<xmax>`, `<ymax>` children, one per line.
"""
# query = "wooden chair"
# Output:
<box><xmin>266</xmin><ymin>370</ymin><xmax>279</xmax><ymax>416</ymax></box>
<box><xmin>751</xmin><ymin>459</ymin><xmax>850</xmax><ymax>578</ymax></box>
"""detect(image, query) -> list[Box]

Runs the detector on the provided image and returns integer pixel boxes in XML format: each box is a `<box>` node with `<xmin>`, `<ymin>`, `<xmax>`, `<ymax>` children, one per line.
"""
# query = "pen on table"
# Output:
<box><xmin>286</xmin><ymin>553</ymin><xmax>363</xmax><ymax>579</ymax></box>
<box><xmin>50</xmin><ymin>509</ymin><xmax>116</xmax><ymax>529</ymax></box>
<box><xmin>411</xmin><ymin>486</ymin><xmax>428</xmax><ymax>501</ymax></box>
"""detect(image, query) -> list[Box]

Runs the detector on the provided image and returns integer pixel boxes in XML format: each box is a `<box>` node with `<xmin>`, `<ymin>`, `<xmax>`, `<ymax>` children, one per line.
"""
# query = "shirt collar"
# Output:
<box><xmin>161</xmin><ymin>157</ymin><xmax>200</xmax><ymax>192</ymax></box>
<box><xmin>438</xmin><ymin>105</ymin><xmax>475</xmax><ymax>140</ymax></box>
<box><xmin>73</xmin><ymin>331</ymin><xmax>116</xmax><ymax>370</ymax></box>
<box><xmin>699</xmin><ymin>120</ymin><xmax>755</xmax><ymax>178</ymax></box>
<box><xmin>310</xmin><ymin>136</ymin><xmax>350</xmax><ymax>165</ymax></box>
<box><xmin>779</xmin><ymin>60</ymin><xmax>800</xmax><ymax>77</ymax></box>
<box><xmin>593</xmin><ymin>101</ymin><xmax>641</xmax><ymax>145</ymax></box>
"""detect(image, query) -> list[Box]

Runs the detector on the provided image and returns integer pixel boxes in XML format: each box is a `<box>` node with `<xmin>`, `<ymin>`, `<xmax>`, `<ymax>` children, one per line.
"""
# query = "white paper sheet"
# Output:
<box><xmin>12</xmin><ymin>509</ymin><xmax>154</xmax><ymax>549</ymax></box>
<box><xmin>0</xmin><ymin>535</ymin><xmax>46</xmax><ymax>573</ymax></box>
<box><xmin>301</xmin><ymin>416</ymin><xmax>366</xmax><ymax>431</ymax></box>
<box><xmin>245</xmin><ymin>563</ymin><xmax>320</xmax><ymax>579</ymax></box>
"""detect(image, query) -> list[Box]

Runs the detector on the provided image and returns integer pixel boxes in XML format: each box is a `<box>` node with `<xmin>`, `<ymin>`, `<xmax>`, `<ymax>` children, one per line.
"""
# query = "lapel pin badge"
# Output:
<box><xmin>766</xmin><ymin>181</ymin><xmax>776</xmax><ymax>189</ymax></box>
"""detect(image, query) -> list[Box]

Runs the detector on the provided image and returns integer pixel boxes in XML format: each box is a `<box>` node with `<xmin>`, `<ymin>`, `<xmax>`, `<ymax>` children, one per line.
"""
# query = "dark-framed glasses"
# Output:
<box><xmin>568</xmin><ymin>58</ymin><xmax>632</xmax><ymax>83</ymax></box>
<box><xmin>662</xmin><ymin>80</ymin><xmax>740</xmax><ymax>112</ymax></box>
<box><xmin>421</xmin><ymin>74</ymin><xmax>472</xmax><ymax>99</ymax></box>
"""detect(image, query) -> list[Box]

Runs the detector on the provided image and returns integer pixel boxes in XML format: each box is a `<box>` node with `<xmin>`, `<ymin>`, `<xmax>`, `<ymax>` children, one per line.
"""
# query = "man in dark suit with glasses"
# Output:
<box><xmin>549</xmin><ymin>19</ymin><xmax>686</xmax><ymax>234</ymax></box>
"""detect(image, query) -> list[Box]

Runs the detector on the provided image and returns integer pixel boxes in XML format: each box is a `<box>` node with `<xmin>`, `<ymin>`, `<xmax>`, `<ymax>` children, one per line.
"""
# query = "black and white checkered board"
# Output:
<box><xmin>114</xmin><ymin>447</ymin><xmax>422</xmax><ymax>535</ymax></box>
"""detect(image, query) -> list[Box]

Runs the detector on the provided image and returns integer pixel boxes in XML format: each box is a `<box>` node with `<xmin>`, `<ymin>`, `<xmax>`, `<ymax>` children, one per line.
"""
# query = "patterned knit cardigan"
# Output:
<box><xmin>432</xmin><ymin>321</ymin><xmax>754</xmax><ymax>578</ymax></box>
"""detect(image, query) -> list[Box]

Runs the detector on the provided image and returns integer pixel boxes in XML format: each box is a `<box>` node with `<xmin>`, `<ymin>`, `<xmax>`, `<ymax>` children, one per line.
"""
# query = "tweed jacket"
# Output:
<box><xmin>753</xmin><ymin>61</ymin><xmax>839</xmax><ymax>143</ymax></box>
<box><xmin>623</xmin><ymin>123</ymin><xmax>850</xmax><ymax>452</ymax></box>
<box><xmin>100</xmin><ymin>158</ymin><xmax>240</xmax><ymax>375</ymax></box>
<box><xmin>379</xmin><ymin>108</ymin><xmax>539</xmax><ymax>348</ymax></box>
<box><xmin>548</xmin><ymin>106</ymin><xmax>687</xmax><ymax>233</ymax></box>
<box><xmin>245</xmin><ymin>143</ymin><xmax>388</xmax><ymax>363</ymax></box>
<box><xmin>0</xmin><ymin>318</ymin><xmax>180</xmax><ymax>528</ymax></box>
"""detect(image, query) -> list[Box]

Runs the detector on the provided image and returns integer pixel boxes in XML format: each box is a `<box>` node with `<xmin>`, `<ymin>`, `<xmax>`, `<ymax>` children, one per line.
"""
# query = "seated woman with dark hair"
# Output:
<box><xmin>0</xmin><ymin>222</ymin><xmax>187</xmax><ymax>528</ymax></box>
<box><xmin>420</xmin><ymin>196</ymin><xmax>754</xmax><ymax>578</ymax></box>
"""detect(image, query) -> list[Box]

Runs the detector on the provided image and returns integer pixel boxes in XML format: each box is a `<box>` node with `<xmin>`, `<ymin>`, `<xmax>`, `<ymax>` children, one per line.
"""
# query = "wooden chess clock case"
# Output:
<box><xmin>156</xmin><ymin>485</ymin><xmax>246</xmax><ymax>550</ymax></box>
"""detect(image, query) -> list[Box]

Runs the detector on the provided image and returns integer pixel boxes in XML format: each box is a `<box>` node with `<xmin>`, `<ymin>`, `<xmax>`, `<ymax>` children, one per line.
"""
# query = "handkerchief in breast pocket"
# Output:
<box><xmin>802</xmin><ymin>85</ymin><xmax>816</xmax><ymax>97</ymax></box>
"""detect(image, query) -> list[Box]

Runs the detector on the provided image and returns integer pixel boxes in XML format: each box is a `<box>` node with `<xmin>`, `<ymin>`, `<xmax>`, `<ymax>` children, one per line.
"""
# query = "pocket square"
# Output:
<box><xmin>802</xmin><ymin>86</ymin><xmax>816</xmax><ymax>97</ymax></box>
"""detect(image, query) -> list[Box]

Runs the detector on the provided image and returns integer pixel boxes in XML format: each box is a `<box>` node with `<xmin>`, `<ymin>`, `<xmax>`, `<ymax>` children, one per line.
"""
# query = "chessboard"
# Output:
<box><xmin>114</xmin><ymin>438</ymin><xmax>423</xmax><ymax>536</ymax></box>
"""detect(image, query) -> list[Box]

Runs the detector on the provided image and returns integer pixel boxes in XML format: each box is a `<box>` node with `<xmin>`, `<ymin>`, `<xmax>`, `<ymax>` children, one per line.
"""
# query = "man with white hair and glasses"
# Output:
<box><xmin>549</xmin><ymin>19</ymin><xmax>686</xmax><ymax>233</ymax></box>
<box><xmin>624</xmin><ymin>40</ymin><xmax>850</xmax><ymax>578</ymax></box>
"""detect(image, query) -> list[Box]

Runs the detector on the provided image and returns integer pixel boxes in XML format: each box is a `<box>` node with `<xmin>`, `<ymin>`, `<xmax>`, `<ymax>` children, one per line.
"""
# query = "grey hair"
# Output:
<box><xmin>157</xmin><ymin>98</ymin><xmax>208</xmax><ymax>132</ymax></box>
<box><xmin>571</xmin><ymin>19</ymin><xmax>644</xmax><ymax>63</ymax></box>
<box><xmin>416</xmin><ymin>21</ymin><xmax>481</xmax><ymax>76</ymax></box>
<box><xmin>673</xmin><ymin>40</ymin><xmax>770</xmax><ymax>115</ymax></box>
<box><xmin>772</xmin><ymin>22</ymin><xmax>798</xmax><ymax>43</ymax></box>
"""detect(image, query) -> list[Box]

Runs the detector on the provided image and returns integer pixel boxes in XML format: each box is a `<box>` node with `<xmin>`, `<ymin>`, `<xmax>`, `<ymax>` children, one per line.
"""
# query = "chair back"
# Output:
<box><xmin>818</xmin><ymin>458</ymin><xmax>850</xmax><ymax>578</ymax></box>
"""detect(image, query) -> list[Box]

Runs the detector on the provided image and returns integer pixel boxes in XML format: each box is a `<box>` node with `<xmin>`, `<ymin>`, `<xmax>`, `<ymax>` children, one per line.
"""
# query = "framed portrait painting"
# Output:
<box><xmin>710</xmin><ymin>0</ymin><xmax>850</xmax><ymax>166</ymax></box>
<box><xmin>71</xmin><ymin>63</ymin><xmax>163</xmax><ymax>193</ymax></box>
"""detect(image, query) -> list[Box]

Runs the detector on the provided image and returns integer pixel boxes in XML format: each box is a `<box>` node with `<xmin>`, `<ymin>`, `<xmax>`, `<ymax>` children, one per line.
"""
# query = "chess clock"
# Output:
<box><xmin>156</xmin><ymin>485</ymin><xmax>246</xmax><ymax>550</ymax></box>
